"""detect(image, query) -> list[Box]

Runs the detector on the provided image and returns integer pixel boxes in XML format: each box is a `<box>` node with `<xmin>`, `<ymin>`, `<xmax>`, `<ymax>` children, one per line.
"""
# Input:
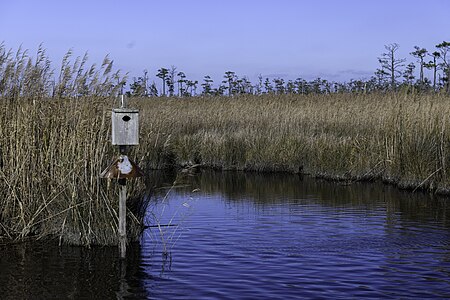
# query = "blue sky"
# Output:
<box><xmin>1</xmin><ymin>0</ymin><xmax>449</xmax><ymax>85</ymax></box>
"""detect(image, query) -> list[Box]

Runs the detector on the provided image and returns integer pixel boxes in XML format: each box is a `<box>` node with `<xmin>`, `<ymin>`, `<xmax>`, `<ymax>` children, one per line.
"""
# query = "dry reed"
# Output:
<box><xmin>0</xmin><ymin>98</ymin><xmax>149</xmax><ymax>245</ymax></box>
<box><xmin>1</xmin><ymin>92</ymin><xmax>449</xmax><ymax>245</ymax></box>
<box><xmin>131</xmin><ymin>92</ymin><xmax>450</xmax><ymax>194</ymax></box>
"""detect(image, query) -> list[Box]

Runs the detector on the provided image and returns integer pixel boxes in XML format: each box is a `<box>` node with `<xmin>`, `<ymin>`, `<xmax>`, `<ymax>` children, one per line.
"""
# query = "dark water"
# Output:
<box><xmin>1</xmin><ymin>171</ymin><xmax>450</xmax><ymax>299</ymax></box>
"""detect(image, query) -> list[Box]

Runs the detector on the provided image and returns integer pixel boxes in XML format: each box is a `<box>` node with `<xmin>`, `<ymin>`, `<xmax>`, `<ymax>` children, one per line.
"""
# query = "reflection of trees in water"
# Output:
<box><xmin>0</xmin><ymin>242</ymin><xmax>148</xmax><ymax>299</ymax></box>
<box><xmin>147</xmin><ymin>170</ymin><xmax>450</xmax><ymax>229</ymax></box>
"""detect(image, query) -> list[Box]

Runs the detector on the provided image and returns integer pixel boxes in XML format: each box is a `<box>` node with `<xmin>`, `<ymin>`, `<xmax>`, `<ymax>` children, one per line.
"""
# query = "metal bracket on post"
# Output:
<box><xmin>119</xmin><ymin>145</ymin><xmax>127</xmax><ymax>155</ymax></box>
<box><xmin>100</xmin><ymin>94</ymin><xmax>143</xmax><ymax>259</ymax></box>
<box><xmin>120</xmin><ymin>94</ymin><xmax>126</xmax><ymax>108</ymax></box>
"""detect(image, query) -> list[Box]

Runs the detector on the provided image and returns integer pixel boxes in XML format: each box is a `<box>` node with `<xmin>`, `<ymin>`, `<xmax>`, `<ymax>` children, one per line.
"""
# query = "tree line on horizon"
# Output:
<box><xmin>0</xmin><ymin>41</ymin><xmax>449</xmax><ymax>100</ymax></box>
<box><xmin>128</xmin><ymin>41</ymin><xmax>450</xmax><ymax>97</ymax></box>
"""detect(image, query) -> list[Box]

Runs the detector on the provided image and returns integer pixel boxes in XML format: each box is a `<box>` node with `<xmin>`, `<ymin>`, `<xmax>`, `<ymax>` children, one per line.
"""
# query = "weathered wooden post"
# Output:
<box><xmin>101</xmin><ymin>95</ymin><xmax>144</xmax><ymax>259</ymax></box>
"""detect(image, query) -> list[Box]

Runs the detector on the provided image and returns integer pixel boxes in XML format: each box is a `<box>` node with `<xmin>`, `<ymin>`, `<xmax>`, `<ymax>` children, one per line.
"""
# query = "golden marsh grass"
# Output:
<box><xmin>134</xmin><ymin>92</ymin><xmax>450</xmax><ymax>192</ymax></box>
<box><xmin>0</xmin><ymin>98</ymin><xmax>149</xmax><ymax>245</ymax></box>
<box><xmin>1</xmin><ymin>92</ymin><xmax>450</xmax><ymax>245</ymax></box>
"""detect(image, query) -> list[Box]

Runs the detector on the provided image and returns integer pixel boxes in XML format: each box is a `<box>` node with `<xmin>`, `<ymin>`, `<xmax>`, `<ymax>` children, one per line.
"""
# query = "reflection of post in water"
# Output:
<box><xmin>117</xmin><ymin>259</ymin><xmax>130</xmax><ymax>299</ymax></box>
<box><xmin>115</xmin><ymin>243</ymin><xmax>148</xmax><ymax>299</ymax></box>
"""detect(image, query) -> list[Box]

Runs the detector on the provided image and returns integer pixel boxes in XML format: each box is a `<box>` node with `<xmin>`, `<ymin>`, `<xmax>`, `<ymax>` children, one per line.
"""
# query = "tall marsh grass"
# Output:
<box><xmin>0</xmin><ymin>44</ymin><xmax>144</xmax><ymax>246</ymax></box>
<box><xmin>1</xmin><ymin>92</ymin><xmax>449</xmax><ymax>245</ymax></box>
<box><xmin>0</xmin><ymin>98</ymin><xmax>149</xmax><ymax>245</ymax></box>
<box><xmin>132</xmin><ymin>92</ymin><xmax>450</xmax><ymax>194</ymax></box>
<box><xmin>0</xmin><ymin>43</ymin><xmax>126</xmax><ymax>100</ymax></box>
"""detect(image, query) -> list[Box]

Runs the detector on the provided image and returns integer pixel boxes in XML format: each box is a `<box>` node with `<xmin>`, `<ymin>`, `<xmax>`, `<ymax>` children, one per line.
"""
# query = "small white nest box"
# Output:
<box><xmin>111</xmin><ymin>108</ymin><xmax>139</xmax><ymax>145</ymax></box>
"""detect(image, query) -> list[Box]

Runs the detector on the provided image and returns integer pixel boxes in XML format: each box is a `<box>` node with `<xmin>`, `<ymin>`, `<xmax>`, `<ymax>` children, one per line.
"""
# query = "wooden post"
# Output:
<box><xmin>118</xmin><ymin>145</ymin><xmax>127</xmax><ymax>259</ymax></box>
<box><xmin>118</xmin><ymin>178</ymin><xmax>127</xmax><ymax>259</ymax></box>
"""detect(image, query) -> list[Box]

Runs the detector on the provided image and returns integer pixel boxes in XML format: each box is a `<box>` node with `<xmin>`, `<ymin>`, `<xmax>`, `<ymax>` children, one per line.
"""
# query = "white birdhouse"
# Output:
<box><xmin>111</xmin><ymin>108</ymin><xmax>139</xmax><ymax>145</ymax></box>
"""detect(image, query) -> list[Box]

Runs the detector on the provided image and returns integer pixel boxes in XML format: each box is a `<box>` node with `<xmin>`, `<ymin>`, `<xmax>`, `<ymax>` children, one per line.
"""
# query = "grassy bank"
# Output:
<box><xmin>133</xmin><ymin>92</ymin><xmax>450</xmax><ymax>193</ymax></box>
<box><xmin>0</xmin><ymin>98</ymin><xmax>149</xmax><ymax>246</ymax></box>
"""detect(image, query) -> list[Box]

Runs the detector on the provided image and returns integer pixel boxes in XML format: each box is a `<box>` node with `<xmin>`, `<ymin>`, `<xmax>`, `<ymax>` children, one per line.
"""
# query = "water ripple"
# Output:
<box><xmin>2</xmin><ymin>173</ymin><xmax>450</xmax><ymax>299</ymax></box>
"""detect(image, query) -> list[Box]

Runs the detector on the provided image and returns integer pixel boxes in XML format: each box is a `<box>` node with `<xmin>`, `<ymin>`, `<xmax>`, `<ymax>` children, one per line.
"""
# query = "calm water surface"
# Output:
<box><xmin>1</xmin><ymin>171</ymin><xmax>450</xmax><ymax>299</ymax></box>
